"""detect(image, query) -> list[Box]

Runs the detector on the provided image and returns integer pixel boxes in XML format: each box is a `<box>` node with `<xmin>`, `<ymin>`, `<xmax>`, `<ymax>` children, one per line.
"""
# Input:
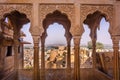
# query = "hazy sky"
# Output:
<box><xmin>21</xmin><ymin>18</ymin><xmax>112</xmax><ymax>46</ymax></box>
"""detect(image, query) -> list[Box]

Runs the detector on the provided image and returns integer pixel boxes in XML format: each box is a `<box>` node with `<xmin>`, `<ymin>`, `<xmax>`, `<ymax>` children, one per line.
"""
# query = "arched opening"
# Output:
<box><xmin>80</xmin><ymin>24</ymin><xmax>92</xmax><ymax>68</ymax></box>
<box><xmin>0</xmin><ymin>10</ymin><xmax>30</xmax><ymax>72</ymax></box>
<box><xmin>45</xmin><ymin>22</ymin><xmax>67</xmax><ymax>69</ymax></box>
<box><xmin>96</xmin><ymin>17</ymin><xmax>113</xmax><ymax>77</ymax></box>
<box><xmin>41</xmin><ymin>10</ymin><xmax>72</xmax><ymax>80</ymax></box>
<box><xmin>21</xmin><ymin>23</ymin><xmax>33</xmax><ymax>69</ymax></box>
<box><xmin>83</xmin><ymin>10</ymin><xmax>113</xmax><ymax>77</ymax></box>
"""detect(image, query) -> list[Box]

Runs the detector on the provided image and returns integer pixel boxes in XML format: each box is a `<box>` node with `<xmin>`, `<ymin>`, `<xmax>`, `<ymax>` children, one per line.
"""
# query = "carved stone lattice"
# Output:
<box><xmin>80</xmin><ymin>5</ymin><xmax>113</xmax><ymax>34</ymax></box>
<box><xmin>39</xmin><ymin>4</ymin><xmax>75</xmax><ymax>34</ymax></box>
<box><xmin>0</xmin><ymin>4</ymin><xmax>32</xmax><ymax>21</ymax></box>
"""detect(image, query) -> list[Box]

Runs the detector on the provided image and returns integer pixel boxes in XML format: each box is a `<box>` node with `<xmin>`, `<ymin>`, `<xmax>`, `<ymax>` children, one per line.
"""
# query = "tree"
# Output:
<box><xmin>87</xmin><ymin>41</ymin><xmax>93</xmax><ymax>49</ymax></box>
<box><xmin>96</xmin><ymin>42</ymin><xmax>104</xmax><ymax>49</ymax></box>
<box><xmin>87</xmin><ymin>41</ymin><xmax>104</xmax><ymax>49</ymax></box>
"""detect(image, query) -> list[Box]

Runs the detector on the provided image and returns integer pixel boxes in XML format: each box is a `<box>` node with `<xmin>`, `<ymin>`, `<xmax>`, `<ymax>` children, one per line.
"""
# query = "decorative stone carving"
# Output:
<box><xmin>73</xmin><ymin>36</ymin><xmax>81</xmax><ymax>45</ymax></box>
<box><xmin>111</xmin><ymin>35</ymin><xmax>120</xmax><ymax>80</ymax></box>
<box><xmin>0</xmin><ymin>4</ymin><xmax>32</xmax><ymax>21</ymax></box>
<box><xmin>39</xmin><ymin>4</ymin><xmax>75</xmax><ymax>35</ymax></box>
<box><xmin>113</xmin><ymin>25</ymin><xmax>120</xmax><ymax>35</ymax></box>
<box><xmin>80</xmin><ymin>5</ymin><xmax>113</xmax><ymax>34</ymax></box>
<box><xmin>112</xmin><ymin>36</ymin><xmax>120</xmax><ymax>46</ymax></box>
<box><xmin>32</xmin><ymin>35</ymin><xmax>40</xmax><ymax>45</ymax></box>
<box><xmin>81</xmin><ymin>5</ymin><xmax>113</xmax><ymax>22</ymax></box>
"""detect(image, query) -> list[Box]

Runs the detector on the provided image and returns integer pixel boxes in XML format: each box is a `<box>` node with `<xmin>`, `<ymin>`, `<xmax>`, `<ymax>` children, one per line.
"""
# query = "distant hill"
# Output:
<box><xmin>23</xmin><ymin>43</ymin><xmax>113</xmax><ymax>49</ymax></box>
<box><xmin>46</xmin><ymin>43</ymin><xmax>66</xmax><ymax>47</ymax></box>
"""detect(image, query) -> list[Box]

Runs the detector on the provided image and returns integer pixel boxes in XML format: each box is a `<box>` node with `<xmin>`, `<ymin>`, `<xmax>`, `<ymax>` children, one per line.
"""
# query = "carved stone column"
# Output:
<box><xmin>21</xmin><ymin>44</ymin><xmax>24</xmax><ymax>69</ymax></box>
<box><xmin>14</xmin><ymin>40</ymin><xmax>19</xmax><ymax>70</ymax></box>
<box><xmin>0</xmin><ymin>46</ymin><xmax>7</xmax><ymax>79</ymax></box>
<box><xmin>18</xmin><ymin>44</ymin><xmax>24</xmax><ymax>69</ymax></box>
<box><xmin>73</xmin><ymin>36</ymin><xmax>80</xmax><ymax>80</ymax></box>
<box><xmin>41</xmin><ymin>34</ymin><xmax>46</xmax><ymax>80</ymax></box>
<box><xmin>66</xmin><ymin>36</ymin><xmax>72</xmax><ymax>80</ymax></box>
<box><xmin>13</xmin><ymin>32</ymin><xmax>20</xmax><ymax>80</ymax></box>
<box><xmin>33</xmin><ymin>36</ymin><xmax>40</xmax><ymax>80</ymax></box>
<box><xmin>112</xmin><ymin>36</ymin><xmax>119</xmax><ymax>80</ymax></box>
<box><xmin>0</xmin><ymin>46</ymin><xmax>3</xmax><ymax>72</ymax></box>
<box><xmin>92</xmin><ymin>37</ymin><xmax>97</xmax><ymax>69</ymax></box>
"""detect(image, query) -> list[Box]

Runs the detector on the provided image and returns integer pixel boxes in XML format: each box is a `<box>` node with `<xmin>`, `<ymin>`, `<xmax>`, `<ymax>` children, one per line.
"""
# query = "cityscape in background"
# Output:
<box><xmin>22</xmin><ymin>18</ymin><xmax>114</xmax><ymax>78</ymax></box>
<box><xmin>23</xmin><ymin>43</ymin><xmax>113</xmax><ymax>69</ymax></box>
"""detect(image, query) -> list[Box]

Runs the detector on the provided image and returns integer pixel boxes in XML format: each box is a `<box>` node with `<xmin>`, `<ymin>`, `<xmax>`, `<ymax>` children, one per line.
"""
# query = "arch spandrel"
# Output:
<box><xmin>42</xmin><ymin>10</ymin><xmax>72</xmax><ymax>42</ymax></box>
<box><xmin>80</xmin><ymin>5</ymin><xmax>113</xmax><ymax>35</ymax></box>
<box><xmin>113</xmin><ymin>25</ymin><xmax>120</xmax><ymax>36</ymax></box>
<box><xmin>0</xmin><ymin>4</ymin><xmax>32</xmax><ymax>21</ymax></box>
<box><xmin>0</xmin><ymin>4</ymin><xmax>34</xmax><ymax>36</ymax></box>
<box><xmin>39</xmin><ymin>4</ymin><xmax>75</xmax><ymax>35</ymax></box>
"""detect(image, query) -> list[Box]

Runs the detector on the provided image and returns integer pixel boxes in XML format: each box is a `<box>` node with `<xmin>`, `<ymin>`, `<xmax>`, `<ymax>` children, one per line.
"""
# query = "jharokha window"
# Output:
<box><xmin>6</xmin><ymin>46</ymin><xmax>12</xmax><ymax>56</ymax></box>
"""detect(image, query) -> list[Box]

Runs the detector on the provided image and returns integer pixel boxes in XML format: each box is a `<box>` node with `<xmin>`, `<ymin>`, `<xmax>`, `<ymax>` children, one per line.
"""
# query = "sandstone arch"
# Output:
<box><xmin>39</xmin><ymin>4</ymin><xmax>75</xmax><ymax>36</ymax></box>
<box><xmin>81</xmin><ymin>5</ymin><xmax>113</xmax><ymax>35</ymax></box>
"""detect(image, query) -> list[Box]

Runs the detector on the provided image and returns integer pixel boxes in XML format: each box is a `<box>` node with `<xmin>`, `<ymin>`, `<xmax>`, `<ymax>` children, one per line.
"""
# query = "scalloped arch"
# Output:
<box><xmin>81</xmin><ymin>5</ymin><xmax>113</xmax><ymax>35</ymax></box>
<box><xmin>0</xmin><ymin>4</ymin><xmax>32</xmax><ymax>21</ymax></box>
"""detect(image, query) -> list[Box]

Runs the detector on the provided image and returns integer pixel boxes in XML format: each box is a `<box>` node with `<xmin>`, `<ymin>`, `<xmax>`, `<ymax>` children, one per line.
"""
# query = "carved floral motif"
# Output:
<box><xmin>0</xmin><ymin>4</ymin><xmax>32</xmax><ymax>21</ymax></box>
<box><xmin>80</xmin><ymin>5</ymin><xmax>113</xmax><ymax>35</ymax></box>
<box><xmin>39</xmin><ymin>4</ymin><xmax>75</xmax><ymax>34</ymax></box>
<box><xmin>80</xmin><ymin>5</ymin><xmax>113</xmax><ymax>23</ymax></box>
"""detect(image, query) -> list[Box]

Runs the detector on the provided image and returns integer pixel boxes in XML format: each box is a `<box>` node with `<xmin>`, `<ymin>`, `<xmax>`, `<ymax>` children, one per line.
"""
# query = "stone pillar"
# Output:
<box><xmin>13</xmin><ymin>29</ymin><xmax>20</xmax><ymax>80</ymax></box>
<box><xmin>14</xmin><ymin>38</ymin><xmax>19</xmax><ymax>70</ymax></box>
<box><xmin>41</xmin><ymin>35</ymin><xmax>46</xmax><ymax>80</ymax></box>
<box><xmin>33</xmin><ymin>36</ymin><xmax>40</xmax><ymax>80</ymax></box>
<box><xmin>31</xmin><ymin>3</ymin><xmax>43</xmax><ymax>80</ymax></box>
<box><xmin>14</xmin><ymin>38</ymin><xmax>19</xmax><ymax>80</ymax></box>
<box><xmin>73</xmin><ymin>36</ymin><xmax>80</xmax><ymax>80</ymax></box>
<box><xmin>112</xmin><ymin>36</ymin><xmax>119</xmax><ymax>80</ymax></box>
<box><xmin>18</xmin><ymin>44</ymin><xmax>24</xmax><ymax>69</ymax></box>
<box><xmin>66</xmin><ymin>37</ymin><xmax>72</xmax><ymax>80</ymax></box>
<box><xmin>13</xmin><ymin>27</ymin><xmax>22</xmax><ymax>73</ymax></box>
<box><xmin>21</xmin><ymin>44</ymin><xmax>24</xmax><ymax>69</ymax></box>
<box><xmin>0</xmin><ymin>45</ymin><xmax>6</xmax><ymax>79</ymax></box>
<box><xmin>92</xmin><ymin>38</ymin><xmax>97</xmax><ymax>69</ymax></box>
<box><xmin>41</xmin><ymin>43</ymin><xmax>45</xmax><ymax>80</ymax></box>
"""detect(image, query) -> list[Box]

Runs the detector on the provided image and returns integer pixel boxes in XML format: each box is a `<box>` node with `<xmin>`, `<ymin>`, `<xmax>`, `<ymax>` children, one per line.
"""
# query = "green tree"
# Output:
<box><xmin>87</xmin><ymin>41</ymin><xmax>104</xmax><ymax>49</ymax></box>
<box><xmin>87</xmin><ymin>41</ymin><xmax>93</xmax><ymax>49</ymax></box>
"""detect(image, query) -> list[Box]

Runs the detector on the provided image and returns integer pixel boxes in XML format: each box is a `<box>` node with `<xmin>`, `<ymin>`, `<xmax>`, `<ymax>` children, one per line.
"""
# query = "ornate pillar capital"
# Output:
<box><xmin>32</xmin><ymin>35</ymin><xmax>40</xmax><ymax>46</ymax></box>
<box><xmin>112</xmin><ymin>36</ymin><xmax>119</xmax><ymax>44</ymax></box>
<box><xmin>73</xmin><ymin>36</ymin><xmax>81</xmax><ymax>45</ymax></box>
<box><xmin>70</xmin><ymin>4</ymin><xmax>84</xmax><ymax>37</ymax></box>
<box><xmin>30</xmin><ymin>25</ymin><xmax>44</xmax><ymax>37</ymax></box>
<box><xmin>111</xmin><ymin>35</ymin><xmax>120</xmax><ymax>50</ymax></box>
<box><xmin>65</xmin><ymin>35</ymin><xmax>72</xmax><ymax>44</ymax></box>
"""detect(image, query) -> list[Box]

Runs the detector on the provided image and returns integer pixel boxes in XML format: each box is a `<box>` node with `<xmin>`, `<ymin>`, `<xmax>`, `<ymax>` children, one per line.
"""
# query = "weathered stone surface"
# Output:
<box><xmin>0</xmin><ymin>0</ymin><xmax>120</xmax><ymax>80</ymax></box>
